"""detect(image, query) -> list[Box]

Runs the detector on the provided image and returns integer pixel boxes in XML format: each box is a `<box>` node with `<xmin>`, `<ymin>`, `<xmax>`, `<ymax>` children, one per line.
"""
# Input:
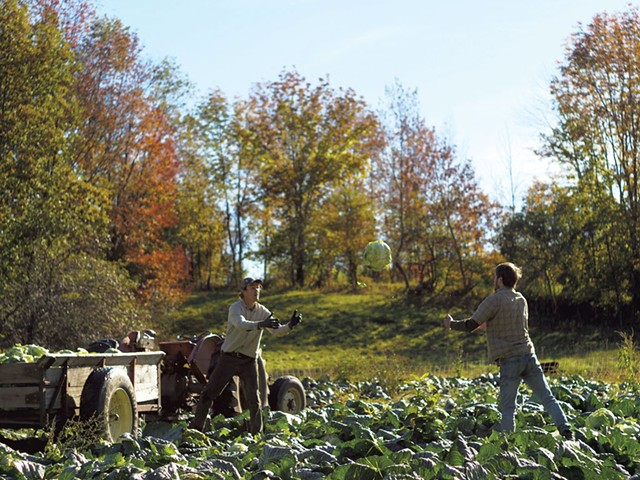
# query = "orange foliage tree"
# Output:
<box><xmin>71</xmin><ymin>16</ymin><xmax>189</xmax><ymax>305</ymax></box>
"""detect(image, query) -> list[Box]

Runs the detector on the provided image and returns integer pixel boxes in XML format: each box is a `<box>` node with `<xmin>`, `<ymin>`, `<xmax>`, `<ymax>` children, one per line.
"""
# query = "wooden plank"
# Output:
<box><xmin>134</xmin><ymin>364</ymin><xmax>160</xmax><ymax>385</ymax></box>
<box><xmin>0</xmin><ymin>386</ymin><xmax>41</xmax><ymax>409</ymax></box>
<box><xmin>1</xmin><ymin>351</ymin><xmax>163</xmax><ymax>377</ymax></box>
<box><xmin>138</xmin><ymin>404</ymin><xmax>160</xmax><ymax>413</ymax></box>
<box><xmin>0</xmin><ymin>363</ymin><xmax>42</xmax><ymax>384</ymax></box>
<box><xmin>42</xmin><ymin>388</ymin><xmax>62</xmax><ymax>412</ymax></box>
<box><xmin>0</xmin><ymin>410</ymin><xmax>42</xmax><ymax>428</ymax></box>
<box><xmin>38</xmin><ymin>351</ymin><xmax>164</xmax><ymax>368</ymax></box>
<box><xmin>64</xmin><ymin>366</ymin><xmax>97</xmax><ymax>404</ymax></box>
<box><xmin>42</xmin><ymin>368</ymin><xmax>63</xmax><ymax>386</ymax></box>
<box><xmin>134</xmin><ymin>380</ymin><xmax>160</xmax><ymax>402</ymax></box>
<box><xmin>0</xmin><ymin>385</ymin><xmax>66</xmax><ymax>411</ymax></box>
<box><xmin>133</xmin><ymin>364</ymin><xmax>160</xmax><ymax>402</ymax></box>
<box><xmin>0</xmin><ymin>352</ymin><xmax>163</xmax><ymax>382</ymax></box>
<box><xmin>65</xmin><ymin>366</ymin><xmax>98</xmax><ymax>388</ymax></box>
<box><xmin>1</xmin><ymin>389</ymin><xmax>157</xmax><ymax>411</ymax></box>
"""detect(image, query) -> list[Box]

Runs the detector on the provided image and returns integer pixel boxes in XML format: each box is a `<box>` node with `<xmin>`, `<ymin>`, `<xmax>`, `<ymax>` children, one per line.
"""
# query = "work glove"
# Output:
<box><xmin>258</xmin><ymin>314</ymin><xmax>281</xmax><ymax>329</ymax></box>
<box><xmin>288</xmin><ymin>309</ymin><xmax>302</xmax><ymax>329</ymax></box>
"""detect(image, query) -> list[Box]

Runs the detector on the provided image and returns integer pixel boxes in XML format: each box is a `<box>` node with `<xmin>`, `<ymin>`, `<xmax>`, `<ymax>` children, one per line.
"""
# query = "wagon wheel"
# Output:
<box><xmin>268</xmin><ymin>375</ymin><xmax>306</xmax><ymax>414</ymax></box>
<box><xmin>80</xmin><ymin>367</ymin><xmax>138</xmax><ymax>443</ymax></box>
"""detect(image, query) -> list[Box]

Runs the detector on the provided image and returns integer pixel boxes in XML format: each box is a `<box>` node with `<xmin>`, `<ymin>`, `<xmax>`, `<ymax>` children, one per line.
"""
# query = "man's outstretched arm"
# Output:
<box><xmin>444</xmin><ymin>314</ymin><xmax>481</xmax><ymax>332</ymax></box>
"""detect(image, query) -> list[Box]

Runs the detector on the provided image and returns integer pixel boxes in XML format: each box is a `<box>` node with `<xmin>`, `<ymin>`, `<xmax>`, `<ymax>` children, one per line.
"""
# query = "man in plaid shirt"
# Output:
<box><xmin>444</xmin><ymin>262</ymin><xmax>572</xmax><ymax>439</ymax></box>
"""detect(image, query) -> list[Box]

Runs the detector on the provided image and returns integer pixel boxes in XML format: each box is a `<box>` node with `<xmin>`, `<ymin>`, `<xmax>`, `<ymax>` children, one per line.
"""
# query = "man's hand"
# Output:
<box><xmin>288</xmin><ymin>309</ymin><xmax>302</xmax><ymax>329</ymax></box>
<box><xmin>258</xmin><ymin>314</ymin><xmax>281</xmax><ymax>329</ymax></box>
<box><xmin>443</xmin><ymin>314</ymin><xmax>453</xmax><ymax>330</ymax></box>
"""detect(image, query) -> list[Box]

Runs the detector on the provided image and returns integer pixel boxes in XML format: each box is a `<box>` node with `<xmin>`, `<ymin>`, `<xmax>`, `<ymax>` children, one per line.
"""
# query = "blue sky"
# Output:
<box><xmin>96</xmin><ymin>0</ymin><xmax>637</xmax><ymax>206</ymax></box>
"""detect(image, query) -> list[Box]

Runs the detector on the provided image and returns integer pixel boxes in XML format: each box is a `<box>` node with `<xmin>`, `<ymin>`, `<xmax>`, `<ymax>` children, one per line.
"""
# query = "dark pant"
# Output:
<box><xmin>190</xmin><ymin>352</ymin><xmax>262</xmax><ymax>434</ymax></box>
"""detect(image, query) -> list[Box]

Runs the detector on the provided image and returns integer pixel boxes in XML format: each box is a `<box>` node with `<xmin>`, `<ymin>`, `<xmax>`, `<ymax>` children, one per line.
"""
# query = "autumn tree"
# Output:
<box><xmin>72</xmin><ymin>15</ymin><xmax>189</xmax><ymax>306</ymax></box>
<box><xmin>376</xmin><ymin>81</ymin><xmax>501</xmax><ymax>294</ymax></box>
<box><xmin>313</xmin><ymin>176</ymin><xmax>378</xmax><ymax>288</ymax></box>
<box><xmin>237</xmin><ymin>70</ymin><xmax>383</xmax><ymax>287</ymax></box>
<box><xmin>540</xmin><ymin>6</ymin><xmax>640</xmax><ymax>324</ymax></box>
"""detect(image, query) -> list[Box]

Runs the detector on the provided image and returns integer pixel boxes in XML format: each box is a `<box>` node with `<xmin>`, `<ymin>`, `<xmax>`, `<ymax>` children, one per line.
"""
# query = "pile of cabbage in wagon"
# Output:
<box><xmin>0</xmin><ymin>344</ymin><xmax>90</xmax><ymax>364</ymax></box>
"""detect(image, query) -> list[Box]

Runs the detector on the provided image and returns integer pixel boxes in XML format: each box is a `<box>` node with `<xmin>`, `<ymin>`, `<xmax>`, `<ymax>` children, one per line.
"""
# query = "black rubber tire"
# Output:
<box><xmin>268</xmin><ymin>375</ymin><xmax>306</xmax><ymax>413</ymax></box>
<box><xmin>80</xmin><ymin>367</ymin><xmax>138</xmax><ymax>443</ymax></box>
<box><xmin>159</xmin><ymin>371</ymin><xmax>190</xmax><ymax>417</ymax></box>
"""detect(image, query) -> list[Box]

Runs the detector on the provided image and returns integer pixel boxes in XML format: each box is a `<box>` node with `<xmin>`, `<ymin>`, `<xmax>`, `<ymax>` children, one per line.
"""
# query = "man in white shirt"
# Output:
<box><xmin>190</xmin><ymin>277</ymin><xmax>302</xmax><ymax>434</ymax></box>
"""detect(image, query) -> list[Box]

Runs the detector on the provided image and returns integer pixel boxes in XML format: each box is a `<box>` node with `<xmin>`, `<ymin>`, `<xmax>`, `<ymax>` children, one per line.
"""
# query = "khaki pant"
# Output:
<box><xmin>190</xmin><ymin>352</ymin><xmax>262</xmax><ymax>434</ymax></box>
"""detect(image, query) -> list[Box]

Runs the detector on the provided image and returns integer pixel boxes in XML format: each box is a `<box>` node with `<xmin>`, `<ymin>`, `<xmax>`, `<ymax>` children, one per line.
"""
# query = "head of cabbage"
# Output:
<box><xmin>585</xmin><ymin>408</ymin><xmax>616</xmax><ymax>430</ymax></box>
<box><xmin>362</xmin><ymin>240</ymin><xmax>392</xmax><ymax>272</ymax></box>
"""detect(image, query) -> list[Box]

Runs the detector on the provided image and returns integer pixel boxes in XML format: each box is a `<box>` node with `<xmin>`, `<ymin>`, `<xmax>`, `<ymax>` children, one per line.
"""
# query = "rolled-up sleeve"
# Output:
<box><xmin>228</xmin><ymin>303</ymin><xmax>270</xmax><ymax>330</ymax></box>
<box><xmin>266</xmin><ymin>323</ymin><xmax>292</xmax><ymax>337</ymax></box>
<box><xmin>450</xmin><ymin>318</ymin><xmax>480</xmax><ymax>332</ymax></box>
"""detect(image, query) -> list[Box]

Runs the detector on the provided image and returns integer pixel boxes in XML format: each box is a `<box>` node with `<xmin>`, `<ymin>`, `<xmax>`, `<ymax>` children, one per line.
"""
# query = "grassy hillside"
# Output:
<box><xmin>155</xmin><ymin>284</ymin><xmax>630</xmax><ymax>389</ymax></box>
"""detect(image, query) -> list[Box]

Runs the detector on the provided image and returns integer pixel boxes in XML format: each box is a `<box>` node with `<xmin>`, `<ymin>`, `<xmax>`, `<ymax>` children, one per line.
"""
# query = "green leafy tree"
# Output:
<box><xmin>176</xmin><ymin>91</ymin><xmax>232</xmax><ymax>290</ymax></box>
<box><xmin>238</xmin><ymin>69</ymin><xmax>383</xmax><ymax>287</ymax></box>
<box><xmin>540</xmin><ymin>6</ymin><xmax>640</xmax><ymax>323</ymax></box>
<box><xmin>206</xmin><ymin>91</ymin><xmax>257</xmax><ymax>287</ymax></box>
<box><xmin>0</xmin><ymin>0</ymin><xmax>133</xmax><ymax>348</ymax></box>
<box><xmin>501</xmin><ymin>180</ymin><xmax>627</xmax><ymax>324</ymax></box>
<box><xmin>500</xmin><ymin>182</ymin><xmax>575</xmax><ymax>317</ymax></box>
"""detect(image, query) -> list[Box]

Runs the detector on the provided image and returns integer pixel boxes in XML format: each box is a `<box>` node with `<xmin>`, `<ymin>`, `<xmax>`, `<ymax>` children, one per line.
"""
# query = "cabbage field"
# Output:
<box><xmin>2</xmin><ymin>374</ymin><xmax>640</xmax><ymax>479</ymax></box>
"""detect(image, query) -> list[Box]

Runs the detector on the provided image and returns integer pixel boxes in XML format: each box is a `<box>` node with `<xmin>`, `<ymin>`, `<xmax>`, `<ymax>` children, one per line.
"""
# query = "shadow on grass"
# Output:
<box><xmin>155</xmin><ymin>287</ymin><xmax>627</xmax><ymax>383</ymax></box>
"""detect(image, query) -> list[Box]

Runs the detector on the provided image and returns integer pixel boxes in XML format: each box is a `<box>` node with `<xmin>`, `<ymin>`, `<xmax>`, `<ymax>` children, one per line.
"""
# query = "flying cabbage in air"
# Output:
<box><xmin>362</xmin><ymin>240</ymin><xmax>392</xmax><ymax>272</ymax></box>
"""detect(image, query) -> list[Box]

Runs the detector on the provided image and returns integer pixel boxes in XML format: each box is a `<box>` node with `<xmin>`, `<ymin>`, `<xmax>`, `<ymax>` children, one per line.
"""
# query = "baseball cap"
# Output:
<box><xmin>240</xmin><ymin>277</ymin><xmax>263</xmax><ymax>289</ymax></box>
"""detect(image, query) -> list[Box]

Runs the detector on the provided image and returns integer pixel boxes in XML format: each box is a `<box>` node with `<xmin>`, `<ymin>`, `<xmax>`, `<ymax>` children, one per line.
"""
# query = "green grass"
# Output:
<box><xmin>154</xmin><ymin>284</ymin><xmax>634</xmax><ymax>388</ymax></box>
